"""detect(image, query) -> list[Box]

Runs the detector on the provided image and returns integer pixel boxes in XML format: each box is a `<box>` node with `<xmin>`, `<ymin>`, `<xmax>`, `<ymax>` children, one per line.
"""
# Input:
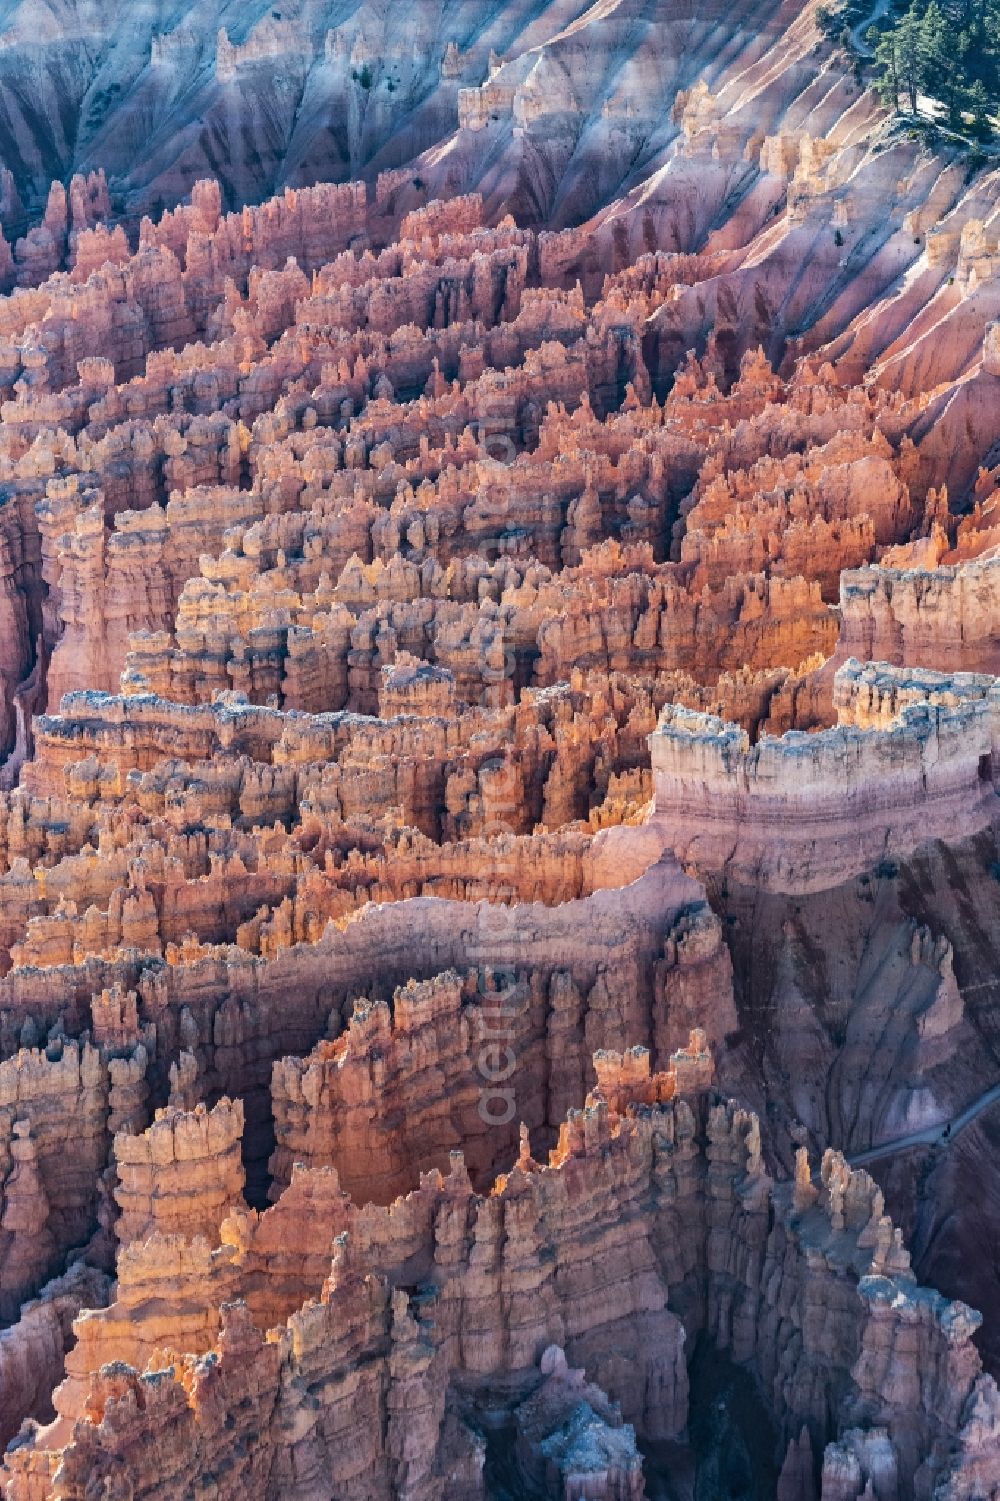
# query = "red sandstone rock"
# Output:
<box><xmin>0</xmin><ymin>19</ymin><xmax>994</xmax><ymax>1494</ymax></box>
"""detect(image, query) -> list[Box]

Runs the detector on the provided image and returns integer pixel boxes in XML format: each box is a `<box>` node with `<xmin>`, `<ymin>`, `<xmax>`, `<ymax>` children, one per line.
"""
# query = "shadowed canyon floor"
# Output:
<box><xmin>0</xmin><ymin>0</ymin><xmax>999</xmax><ymax>1497</ymax></box>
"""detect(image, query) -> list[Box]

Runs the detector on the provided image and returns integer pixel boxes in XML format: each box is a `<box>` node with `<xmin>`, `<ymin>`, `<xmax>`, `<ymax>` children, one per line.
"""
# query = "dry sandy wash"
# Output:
<box><xmin>0</xmin><ymin>0</ymin><xmax>1000</xmax><ymax>1498</ymax></box>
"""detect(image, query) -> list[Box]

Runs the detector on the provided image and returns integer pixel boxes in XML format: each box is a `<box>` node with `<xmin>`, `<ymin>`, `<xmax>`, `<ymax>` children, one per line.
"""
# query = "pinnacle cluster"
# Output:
<box><xmin>0</xmin><ymin>1</ymin><xmax>999</xmax><ymax>1498</ymax></box>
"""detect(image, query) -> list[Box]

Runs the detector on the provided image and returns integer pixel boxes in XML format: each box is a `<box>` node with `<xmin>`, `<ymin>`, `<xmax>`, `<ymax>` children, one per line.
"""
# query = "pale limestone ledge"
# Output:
<box><xmin>833</xmin><ymin>657</ymin><xmax>998</xmax><ymax>728</ymax></box>
<box><xmin>648</xmin><ymin>660</ymin><xmax>1000</xmax><ymax>893</ymax></box>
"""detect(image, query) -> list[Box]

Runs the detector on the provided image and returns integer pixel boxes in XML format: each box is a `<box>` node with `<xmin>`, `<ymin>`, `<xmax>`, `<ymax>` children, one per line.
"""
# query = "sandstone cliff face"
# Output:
<box><xmin>839</xmin><ymin>551</ymin><xmax>1000</xmax><ymax>675</ymax></box>
<box><xmin>112</xmin><ymin>1097</ymin><xmax>246</xmax><ymax>1247</ymax></box>
<box><xmin>0</xmin><ymin>1041</ymin><xmax>121</xmax><ymax>1317</ymax></box>
<box><xmin>0</xmin><ymin>1260</ymin><xmax>110</xmax><ymax>1450</ymax></box>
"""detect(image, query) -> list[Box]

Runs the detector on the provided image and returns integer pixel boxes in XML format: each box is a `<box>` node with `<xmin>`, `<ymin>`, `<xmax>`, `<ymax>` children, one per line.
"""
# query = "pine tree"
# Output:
<box><xmin>870</xmin><ymin>0</ymin><xmax>998</xmax><ymax>137</ymax></box>
<box><xmin>969</xmin><ymin>77</ymin><xmax>992</xmax><ymax>133</ymax></box>
<box><xmin>871</xmin><ymin>25</ymin><xmax>901</xmax><ymax>110</ymax></box>
<box><xmin>896</xmin><ymin>4</ymin><xmax>930</xmax><ymax>114</ymax></box>
<box><xmin>922</xmin><ymin>2</ymin><xmax>970</xmax><ymax>125</ymax></box>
